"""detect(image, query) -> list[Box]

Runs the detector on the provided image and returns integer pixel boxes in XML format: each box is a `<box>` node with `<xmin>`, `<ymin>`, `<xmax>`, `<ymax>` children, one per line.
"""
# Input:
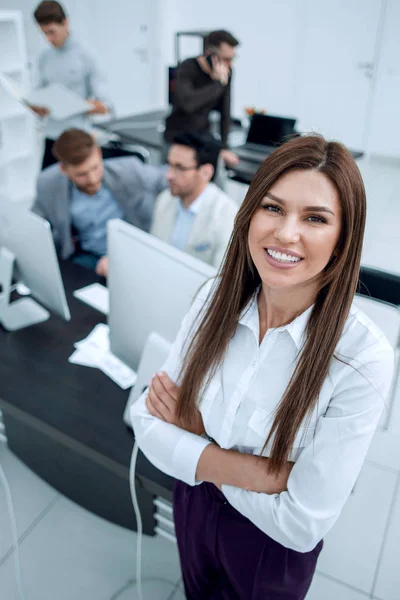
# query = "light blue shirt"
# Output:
<box><xmin>70</xmin><ymin>183</ymin><xmax>124</xmax><ymax>256</ymax></box>
<box><xmin>37</xmin><ymin>35</ymin><xmax>110</xmax><ymax>139</ymax></box>
<box><xmin>169</xmin><ymin>186</ymin><xmax>210</xmax><ymax>251</ymax></box>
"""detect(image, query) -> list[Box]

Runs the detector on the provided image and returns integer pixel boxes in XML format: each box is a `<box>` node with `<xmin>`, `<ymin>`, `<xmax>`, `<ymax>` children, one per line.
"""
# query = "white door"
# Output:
<box><xmin>73</xmin><ymin>0</ymin><xmax>161</xmax><ymax>117</ymax></box>
<box><xmin>367</xmin><ymin>0</ymin><xmax>400</xmax><ymax>158</ymax></box>
<box><xmin>294</xmin><ymin>0</ymin><xmax>383</xmax><ymax>150</ymax></box>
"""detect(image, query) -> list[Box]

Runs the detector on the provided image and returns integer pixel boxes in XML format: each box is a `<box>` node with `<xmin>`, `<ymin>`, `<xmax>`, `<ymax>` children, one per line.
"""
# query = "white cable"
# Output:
<box><xmin>0</xmin><ymin>283</ymin><xmax>18</xmax><ymax>301</ymax></box>
<box><xmin>129</xmin><ymin>441</ymin><xmax>144</xmax><ymax>600</ymax></box>
<box><xmin>0</xmin><ymin>465</ymin><xmax>26</xmax><ymax>600</ymax></box>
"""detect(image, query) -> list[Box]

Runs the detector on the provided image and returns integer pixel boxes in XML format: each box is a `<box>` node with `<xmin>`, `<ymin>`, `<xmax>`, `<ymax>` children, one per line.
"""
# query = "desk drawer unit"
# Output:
<box><xmin>153</xmin><ymin>497</ymin><xmax>176</xmax><ymax>544</ymax></box>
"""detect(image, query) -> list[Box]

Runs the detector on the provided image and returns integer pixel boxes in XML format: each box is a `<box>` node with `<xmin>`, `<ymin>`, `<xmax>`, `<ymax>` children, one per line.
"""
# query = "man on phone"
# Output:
<box><xmin>164</xmin><ymin>30</ymin><xmax>240</xmax><ymax>168</ymax></box>
<box><xmin>31</xmin><ymin>1</ymin><xmax>111</xmax><ymax>170</ymax></box>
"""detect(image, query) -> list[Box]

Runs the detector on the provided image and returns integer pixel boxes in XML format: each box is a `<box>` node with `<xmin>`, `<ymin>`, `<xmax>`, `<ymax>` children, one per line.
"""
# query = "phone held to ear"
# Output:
<box><xmin>206</xmin><ymin>53</ymin><xmax>218</xmax><ymax>69</ymax></box>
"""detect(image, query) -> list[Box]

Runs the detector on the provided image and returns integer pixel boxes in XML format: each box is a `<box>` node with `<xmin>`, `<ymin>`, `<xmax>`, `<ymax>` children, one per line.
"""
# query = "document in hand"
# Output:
<box><xmin>27</xmin><ymin>83</ymin><xmax>91</xmax><ymax>120</ymax></box>
<box><xmin>0</xmin><ymin>73</ymin><xmax>90</xmax><ymax>120</ymax></box>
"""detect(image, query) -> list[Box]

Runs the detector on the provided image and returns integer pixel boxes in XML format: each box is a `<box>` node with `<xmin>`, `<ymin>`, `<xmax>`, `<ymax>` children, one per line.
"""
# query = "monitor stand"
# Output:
<box><xmin>0</xmin><ymin>247</ymin><xmax>49</xmax><ymax>331</ymax></box>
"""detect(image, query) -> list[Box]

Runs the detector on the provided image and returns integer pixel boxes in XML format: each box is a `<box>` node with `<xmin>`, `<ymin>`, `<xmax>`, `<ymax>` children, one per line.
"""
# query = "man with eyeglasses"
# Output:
<box><xmin>164</xmin><ymin>30</ymin><xmax>240</xmax><ymax>169</ymax></box>
<box><xmin>151</xmin><ymin>132</ymin><xmax>238</xmax><ymax>268</ymax></box>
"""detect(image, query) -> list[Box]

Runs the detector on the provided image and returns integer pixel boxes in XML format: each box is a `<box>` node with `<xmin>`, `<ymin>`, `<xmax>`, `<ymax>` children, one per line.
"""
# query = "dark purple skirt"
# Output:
<box><xmin>173</xmin><ymin>480</ymin><xmax>323</xmax><ymax>600</ymax></box>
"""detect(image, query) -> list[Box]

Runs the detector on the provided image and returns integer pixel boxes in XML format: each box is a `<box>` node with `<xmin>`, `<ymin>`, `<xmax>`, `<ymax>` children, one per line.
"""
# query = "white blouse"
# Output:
<box><xmin>131</xmin><ymin>279</ymin><xmax>394</xmax><ymax>552</ymax></box>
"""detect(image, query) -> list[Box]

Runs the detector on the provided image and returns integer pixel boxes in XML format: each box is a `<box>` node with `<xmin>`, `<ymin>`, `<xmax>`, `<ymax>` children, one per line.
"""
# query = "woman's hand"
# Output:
<box><xmin>146</xmin><ymin>372</ymin><xmax>205</xmax><ymax>436</ymax></box>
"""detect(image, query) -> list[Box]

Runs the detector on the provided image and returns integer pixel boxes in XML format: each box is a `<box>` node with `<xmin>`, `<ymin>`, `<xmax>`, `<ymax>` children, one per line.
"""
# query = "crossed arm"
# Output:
<box><xmin>146</xmin><ymin>372</ymin><xmax>293</xmax><ymax>494</ymax></box>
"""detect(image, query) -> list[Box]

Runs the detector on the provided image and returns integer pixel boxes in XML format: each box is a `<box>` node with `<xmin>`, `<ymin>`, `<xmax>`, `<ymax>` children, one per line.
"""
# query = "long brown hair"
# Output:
<box><xmin>177</xmin><ymin>135</ymin><xmax>366</xmax><ymax>474</ymax></box>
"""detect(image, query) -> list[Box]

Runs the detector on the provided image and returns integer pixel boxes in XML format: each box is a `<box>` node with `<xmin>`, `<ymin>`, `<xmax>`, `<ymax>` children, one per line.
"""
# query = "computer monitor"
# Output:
<box><xmin>247</xmin><ymin>113</ymin><xmax>297</xmax><ymax>147</ymax></box>
<box><xmin>0</xmin><ymin>202</ymin><xmax>70</xmax><ymax>331</ymax></box>
<box><xmin>108</xmin><ymin>219</ymin><xmax>216</xmax><ymax>371</ymax></box>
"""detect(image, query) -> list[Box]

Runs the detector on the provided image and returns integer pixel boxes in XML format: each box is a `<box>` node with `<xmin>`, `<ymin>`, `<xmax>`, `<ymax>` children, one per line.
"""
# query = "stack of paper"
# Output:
<box><xmin>69</xmin><ymin>323</ymin><xmax>137</xmax><ymax>389</ymax></box>
<box><xmin>73</xmin><ymin>283</ymin><xmax>109</xmax><ymax>315</ymax></box>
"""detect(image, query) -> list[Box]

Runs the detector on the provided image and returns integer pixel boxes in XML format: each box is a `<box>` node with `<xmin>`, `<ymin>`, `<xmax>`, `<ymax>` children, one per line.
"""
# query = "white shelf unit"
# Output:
<box><xmin>0</xmin><ymin>11</ymin><xmax>37</xmax><ymax>208</ymax></box>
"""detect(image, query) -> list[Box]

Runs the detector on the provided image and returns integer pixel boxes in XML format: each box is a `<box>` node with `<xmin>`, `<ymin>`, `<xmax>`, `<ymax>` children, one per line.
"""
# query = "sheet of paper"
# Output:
<box><xmin>96</xmin><ymin>352</ymin><xmax>137</xmax><ymax>390</ymax></box>
<box><xmin>75</xmin><ymin>323</ymin><xmax>110</xmax><ymax>352</ymax></box>
<box><xmin>68</xmin><ymin>349</ymin><xmax>98</xmax><ymax>368</ymax></box>
<box><xmin>0</xmin><ymin>73</ymin><xmax>91</xmax><ymax>120</ymax></box>
<box><xmin>73</xmin><ymin>283</ymin><xmax>109</xmax><ymax>315</ymax></box>
<box><xmin>0</xmin><ymin>72</ymin><xmax>24</xmax><ymax>102</ymax></box>
<box><xmin>27</xmin><ymin>83</ymin><xmax>90</xmax><ymax>120</ymax></box>
<box><xmin>70</xmin><ymin>324</ymin><xmax>137</xmax><ymax>389</ymax></box>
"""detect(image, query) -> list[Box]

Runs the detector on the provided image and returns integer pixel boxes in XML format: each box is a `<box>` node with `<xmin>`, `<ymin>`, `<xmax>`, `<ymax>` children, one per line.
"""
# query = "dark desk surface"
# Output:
<box><xmin>99</xmin><ymin>111</ymin><xmax>364</xmax><ymax>186</ymax></box>
<box><xmin>0</xmin><ymin>261</ymin><xmax>174</xmax><ymax>495</ymax></box>
<box><xmin>99</xmin><ymin>110</ymin><xmax>167</xmax><ymax>150</ymax></box>
<box><xmin>98</xmin><ymin>109</ymin><xmax>245</xmax><ymax>153</ymax></box>
<box><xmin>229</xmin><ymin>150</ymin><xmax>365</xmax><ymax>186</ymax></box>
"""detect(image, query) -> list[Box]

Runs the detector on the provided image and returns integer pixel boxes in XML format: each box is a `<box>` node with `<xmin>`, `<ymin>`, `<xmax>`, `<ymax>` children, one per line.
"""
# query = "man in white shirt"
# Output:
<box><xmin>151</xmin><ymin>132</ymin><xmax>238</xmax><ymax>268</ymax></box>
<box><xmin>31</xmin><ymin>1</ymin><xmax>111</xmax><ymax>169</ymax></box>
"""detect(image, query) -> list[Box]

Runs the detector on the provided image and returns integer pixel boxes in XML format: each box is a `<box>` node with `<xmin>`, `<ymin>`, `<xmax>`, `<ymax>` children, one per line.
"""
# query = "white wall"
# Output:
<box><xmin>160</xmin><ymin>0</ymin><xmax>400</xmax><ymax>156</ymax></box>
<box><xmin>1</xmin><ymin>1</ymin><xmax>399</xmax><ymax>156</ymax></box>
<box><xmin>367</xmin><ymin>0</ymin><xmax>400</xmax><ymax>158</ymax></box>
<box><xmin>0</xmin><ymin>0</ymin><xmax>166</xmax><ymax>116</ymax></box>
<box><xmin>159</xmin><ymin>0</ymin><xmax>301</xmax><ymax>121</ymax></box>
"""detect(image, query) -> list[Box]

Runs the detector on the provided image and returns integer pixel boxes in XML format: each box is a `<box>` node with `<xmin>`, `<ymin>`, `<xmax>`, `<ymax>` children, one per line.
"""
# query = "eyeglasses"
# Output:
<box><xmin>167</xmin><ymin>163</ymin><xmax>198</xmax><ymax>174</ymax></box>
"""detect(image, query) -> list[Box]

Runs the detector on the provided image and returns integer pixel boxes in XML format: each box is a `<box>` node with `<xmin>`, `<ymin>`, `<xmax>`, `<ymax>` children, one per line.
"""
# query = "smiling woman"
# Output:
<box><xmin>131</xmin><ymin>134</ymin><xmax>394</xmax><ymax>600</ymax></box>
<box><xmin>249</xmin><ymin>168</ymin><xmax>342</xmax><ymax>290</ymax></box>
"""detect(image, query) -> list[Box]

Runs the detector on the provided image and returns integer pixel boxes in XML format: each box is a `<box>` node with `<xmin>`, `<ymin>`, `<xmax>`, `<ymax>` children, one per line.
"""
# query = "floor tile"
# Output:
<box><xmin>307</xmin><ymin>573</ymin><xmax>369</xmax><ymax>599</ymax></box>
<box><xmin>170</xmin><ymin>585</ymin><xmax>186</xmax><ymax>600</ymax></box>
<box><xmin>0</xmin><ymin>494</ymin><xmax>181</xmax><ymax>600</ymax></box>
<box><xmin>110</xmin><ymin>578</ymin><xmax>178</xmax><ymax>600</ymax></box>
<box><xmin>0</xmin><ymin>444</ymin><xmax>58</xmax><ymax>562</ymax></box>
<box><xmin>316</xmin><ymin>463</ymin><xmax>397</xmax><ymax>593</ymax></box>
<box><xmin>373</xmin><ymin>476</ymin><xmax>400</xmax><ymax>600</ymax></box>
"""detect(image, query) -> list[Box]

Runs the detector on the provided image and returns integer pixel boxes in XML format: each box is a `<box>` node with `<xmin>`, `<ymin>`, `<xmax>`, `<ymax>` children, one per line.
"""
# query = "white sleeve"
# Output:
<box><xmin>130</xmin><ymin>279</ymin><xmax>216</xmax><ymax>486</ymax></box>
<box><xmin>222</xmin><ymin>343</ymin><xmax>394</xmax><ymax>552</ymax></box>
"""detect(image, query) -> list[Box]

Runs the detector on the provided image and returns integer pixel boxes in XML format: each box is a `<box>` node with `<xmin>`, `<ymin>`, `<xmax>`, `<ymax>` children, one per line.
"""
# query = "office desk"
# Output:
<box><xmin>99</xmin><ymin>110</ymin><xmax>167</xmax><ymax>150</ymax></box>
<box><xmin>0</xmin><ymin>261</ymin><xmax>174</xmax><ymax>534</ymax></box>
<box><xmin>99</xmin><ymin>111</ymin><xmax>364</xmax><ymax>186</ymax></box>
<box><xmin>98</xmin><ymin>110</ymin><xmax>245</xmax><ymax>155</ymax></box>
<box><xmin>228</xmin><ymin>149</ymin><xmax>365</xmax><ymax>186</ymax></box>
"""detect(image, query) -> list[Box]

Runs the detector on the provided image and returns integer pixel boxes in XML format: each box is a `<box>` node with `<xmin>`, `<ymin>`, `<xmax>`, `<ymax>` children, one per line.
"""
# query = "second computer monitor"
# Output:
<box><xmin>108</xmin><ymin>219</ymin><xmax>217</xmax><ymax>371</ymax></box>
<box><xmin>0</xmin><ymin>202</ymin><xmax>70</xmax><ymax>330</ymax></box>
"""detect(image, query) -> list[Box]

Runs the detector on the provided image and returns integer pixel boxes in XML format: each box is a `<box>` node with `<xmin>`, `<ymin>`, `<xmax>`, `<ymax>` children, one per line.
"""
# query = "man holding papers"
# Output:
<box><xmin>32</xmin><ymin>129</ymin><xmax>167</xmax><ymax>275</ymax></box>
<box><xmin>32</xmin><ymin>1</ymin><xmax>111</xmax><ymax>169</ymax></box>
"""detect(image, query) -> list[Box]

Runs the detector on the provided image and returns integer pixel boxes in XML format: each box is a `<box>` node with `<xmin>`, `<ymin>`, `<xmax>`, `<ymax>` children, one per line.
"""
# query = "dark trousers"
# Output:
<box><xmin>41</xmin><ymin>138</ymin><xmax>58</xmax><ymax>170</ymax></box>
<box><xmin>71</xmin><ymin>251</ymin><xmax>101</xmax><ymax>272</ymax></box>
<box><xmin>173</xmin><ymin>480</ymin><xmax>323</xmax><ymax>600</ymax></box>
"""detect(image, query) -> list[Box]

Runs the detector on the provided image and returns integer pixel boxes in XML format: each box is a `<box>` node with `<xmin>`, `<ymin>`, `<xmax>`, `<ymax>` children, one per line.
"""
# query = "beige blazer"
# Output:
<box><xmin>150</xmin><ymin>183</ymin><xmax>238</xmax><ymax>267</ymax></box>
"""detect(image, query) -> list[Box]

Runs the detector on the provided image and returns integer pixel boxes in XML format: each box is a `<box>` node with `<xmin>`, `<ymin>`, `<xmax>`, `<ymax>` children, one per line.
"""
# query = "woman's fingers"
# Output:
<box><xmin>145</xmin><ymin>392</ymin><xmax>167</xmax><ymax>421</ymax></box>
<box><xmin>154</xmin><ymin>372</ymin><xmax>179</xmax><ymax>402</ymax></box>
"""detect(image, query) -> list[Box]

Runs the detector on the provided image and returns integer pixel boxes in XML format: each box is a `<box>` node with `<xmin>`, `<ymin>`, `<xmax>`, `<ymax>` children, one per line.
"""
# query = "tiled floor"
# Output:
<box><xmin>0</xmin><ymin>446</ymin><xmax>182</xmax><ymax>600</ymax></box>
<box><xmin>0</xmin><ymin>155</ymin><xmax>399</xmax><ymax>599</ymax></box>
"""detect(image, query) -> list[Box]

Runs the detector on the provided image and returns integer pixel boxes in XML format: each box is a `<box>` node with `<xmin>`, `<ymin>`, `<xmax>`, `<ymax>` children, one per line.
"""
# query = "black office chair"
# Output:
<box><xmin>101</xmin><ymin>141</ymin><xmax>150</xmax><ymax>164</ymax></box>
<box><xmin>356</xmin><ymin>265</ymin><xmax>400</xmax><ymax>431</ymax></box>
<box><xmin>358</xmin><ymin>266</ymin><xmax>400</xmax><ymax>306</ymax></box>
